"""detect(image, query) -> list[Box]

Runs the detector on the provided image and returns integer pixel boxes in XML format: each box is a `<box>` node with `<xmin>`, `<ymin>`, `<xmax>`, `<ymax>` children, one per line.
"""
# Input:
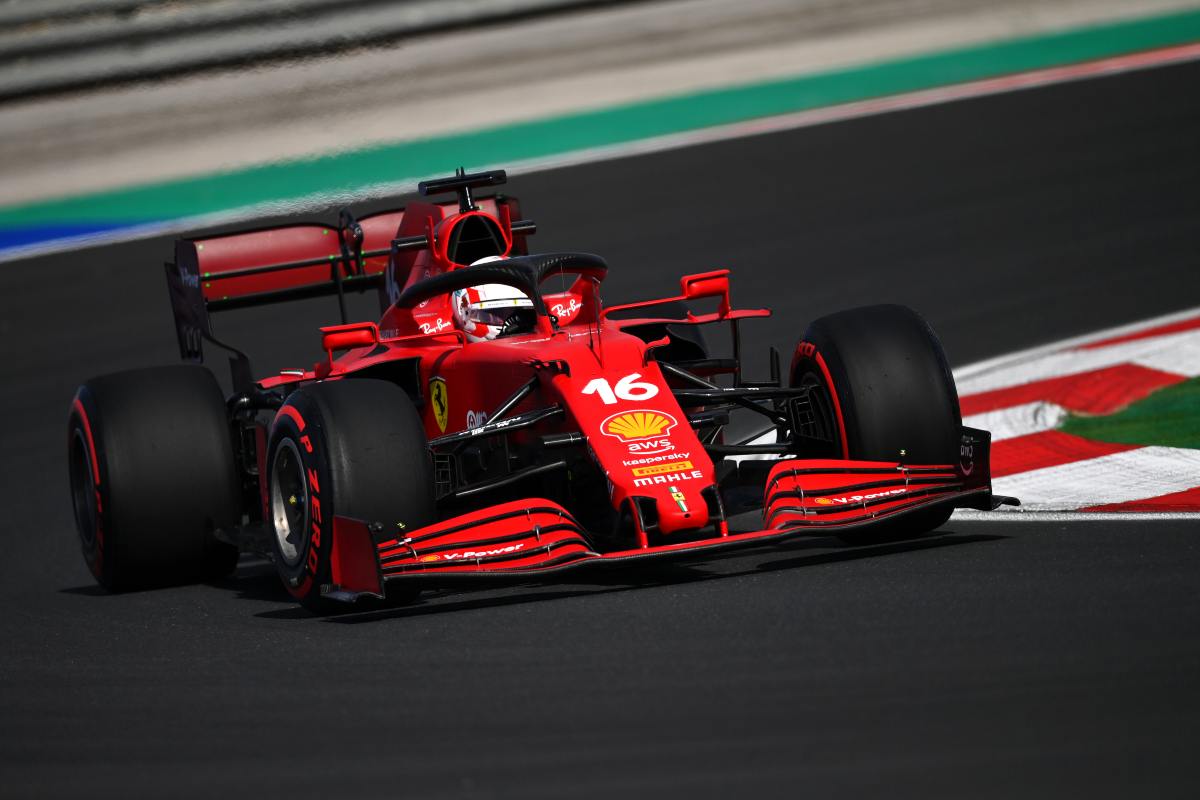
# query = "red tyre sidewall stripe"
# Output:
<box><xmin>70</xmin><ymin>393</ymin><xmax>106</xmax><ymax>578</ymax></box>
<box><xmin>274</xmin><ymin>404</ymin><xmax>306</xmax><ymax>433</ymax></box>
<box><xmin>796</xmin><ymin>345</ymin><xmax>850</xmax><ymax>459</ymax></box>
<box><xmin>72</xmin><ymin>396</ymin><xmax>101</xmax><ymax>487</ymax></box>
<box><xmin>272</xmin><ymin>405</ymin><xmax>316</xmax><ymax>601</ymax></box>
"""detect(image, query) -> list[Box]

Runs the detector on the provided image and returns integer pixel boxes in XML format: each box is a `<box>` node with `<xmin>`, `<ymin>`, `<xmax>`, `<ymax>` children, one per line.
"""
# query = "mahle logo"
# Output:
<box><xmin>601</xmin><ymin>409</ymin><xmax>677</xmax><ymax>442</ymax></box>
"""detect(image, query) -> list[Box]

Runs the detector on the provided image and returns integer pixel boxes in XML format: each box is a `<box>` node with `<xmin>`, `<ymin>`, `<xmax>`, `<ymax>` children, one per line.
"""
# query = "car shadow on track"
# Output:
<box><xmin>250</xmin><ymin>529</ymin><xmax>1006</xmax><ymax>624</ymax></box>
<box><xmin>59</xmin><ymin>584</ymin><xmax>112</xmax><ymax>596</ymax></box>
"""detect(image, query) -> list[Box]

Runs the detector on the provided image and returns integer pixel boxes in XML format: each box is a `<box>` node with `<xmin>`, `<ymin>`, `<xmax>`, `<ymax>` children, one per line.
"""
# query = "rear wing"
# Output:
<box><xmin>165</xmin><ymin>207</ymin><xmax>406</xmax><ymax>363</ymax></box>
<box><xmin>165</xmin><ymin>169</ymin><xmax>536</xmax><ymax>367</ymax></box>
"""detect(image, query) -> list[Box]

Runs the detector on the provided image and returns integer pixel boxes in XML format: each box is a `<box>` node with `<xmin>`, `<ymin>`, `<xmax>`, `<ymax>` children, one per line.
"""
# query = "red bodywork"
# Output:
<box><xmin>166</xmin><ymin>171</ymin><xmax>1006</xmax><ymax>602</ymax></box>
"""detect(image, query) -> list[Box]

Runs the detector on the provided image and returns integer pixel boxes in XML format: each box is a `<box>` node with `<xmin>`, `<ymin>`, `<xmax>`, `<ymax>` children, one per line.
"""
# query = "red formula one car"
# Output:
<box><xmin>68</xmin><ymin>169</ymin><xmax>1016</xmax><ymax>610</ymax></box>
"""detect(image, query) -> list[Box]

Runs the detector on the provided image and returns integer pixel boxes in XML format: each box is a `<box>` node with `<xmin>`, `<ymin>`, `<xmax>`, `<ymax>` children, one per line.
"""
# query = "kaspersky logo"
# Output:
<box><xmin>601</xmin><ymin>409</ymin><xmax>677</xmax><ymax>442</ymax></box>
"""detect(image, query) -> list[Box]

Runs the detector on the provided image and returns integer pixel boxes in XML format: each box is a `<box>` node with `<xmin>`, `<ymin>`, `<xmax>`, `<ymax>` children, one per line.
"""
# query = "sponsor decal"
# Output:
<box><xmin>622</xmin><ymin>451</ymin><xmax>689</xmax><ymax>467</ymax></box>
<box><xmin>429</xmin><ymin>377</ymin><xmax>449</xmax><ymax>433</ymax></box>
<box><xmin>421</xmin><ymin>543</ymin><xmax>525</xmax><ymax>562</ymax></box>
<box><xmin>551</xmin><ymin>297</ymin><xmax>582</xmax><ymax>321</ymax></box>
<box><xmin>601</xmin><ymin>409</ymin><xmax>677</xmax><ymax>442</ymax></box>
<box><xmin>669</xmin><ymin>485</ymin><xmax>688</xmax><ymax>513</ymax></box>
<box><xmin>632</xmin><ymin>459</ymin><xmax>694</xmax><ymax>477</ymax></box>
<box><xmin>420</xmin><ymin>318</ymin><xmax>452</xmax><ymax>335</ymax></box>
<box><xmin>626</xmin><ymin>438</ymin><xmax>675</xmax><ymax>455</ymax></box>
<box><xmin>471</xmin><ymin>417</ymin><xmax>518</xmax><ymax>436</ymax></box>
<box><xmin>385</xmin><ymin>262</ymin><xmax>403</xmax><ymax>304</ymax></box>
<box><xmin>633</xmin><ymin>469</ymin><xmax>704</xmax><ymax>487</ymax></box>
<box><xmin>476</xmin><ymin>298</ymin><xmax>527</xmax><ymax>309</ymax></box>
<box><xmin>178</xmin><ymin>263</ymin><xmax>199</xmax><ymax>289</ymax></box>
<box><xmin>960</xmin><ymin>437</ymin><xmax>975</xmax><ymax>476</ymax></box>
<box><xmin>816</xmin><ymin>488</ymin><xmax>907</xmax><ymax>505</ymax></box>
<box><xmin>466</xmin><ymin>409</ymin><xmax>489</xmax><ymax>430</ymax></box>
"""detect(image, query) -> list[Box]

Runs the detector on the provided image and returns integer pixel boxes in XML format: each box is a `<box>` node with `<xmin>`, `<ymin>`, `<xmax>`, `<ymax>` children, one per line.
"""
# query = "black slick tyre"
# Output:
<box><xmin>791</xmin><ymin>304</ymin><xmax>962</xmax><ymax>540</ymax></box>
<box><xmin>267</xmin><ymin>379</ymin><xmax>435</xmax><ymax>613</ymax></box>
<box><xmin>67</xmin><ymin>365</ymin><xmax>241</xmax><ymax>591</ymax></box>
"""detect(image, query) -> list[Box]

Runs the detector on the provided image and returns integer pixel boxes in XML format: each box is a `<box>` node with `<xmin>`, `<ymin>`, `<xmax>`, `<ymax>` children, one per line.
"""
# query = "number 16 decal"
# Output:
<box><xmin>581</xmin><ymin>373</ymin><xmax>659</xmax><ymax>405</ymax></box>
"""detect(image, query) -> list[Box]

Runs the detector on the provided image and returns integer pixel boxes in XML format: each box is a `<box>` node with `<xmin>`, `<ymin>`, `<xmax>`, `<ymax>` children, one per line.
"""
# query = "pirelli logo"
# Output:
<box><xmin>631</xmin><ymin>459</ymin><xmax>693</xmax><ymax>477</ymax></box>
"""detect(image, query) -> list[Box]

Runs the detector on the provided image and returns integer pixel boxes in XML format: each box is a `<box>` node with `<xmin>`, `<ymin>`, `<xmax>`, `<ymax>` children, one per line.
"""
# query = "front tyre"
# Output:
<box><xmin>267</xmin><ymin>379</ymin><xmax>435</xmax><ymax>612</ymax></box>
<box><xmin>67</xmin><ymin>366</ymin><xmax>241</xmax><ymax>591</ymax></box>
<box><xmin>791</xmin><ymin>304</ymin><xmax>962</xmax><ymax>539</ymax></box>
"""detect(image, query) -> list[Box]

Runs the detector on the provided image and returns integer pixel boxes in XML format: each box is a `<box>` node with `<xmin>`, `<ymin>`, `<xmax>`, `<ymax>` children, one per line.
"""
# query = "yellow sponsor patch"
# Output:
<box><xmin>632</xmin><ymin>460</ymin><xmax>694</xmax><ymax>477</ymax></box>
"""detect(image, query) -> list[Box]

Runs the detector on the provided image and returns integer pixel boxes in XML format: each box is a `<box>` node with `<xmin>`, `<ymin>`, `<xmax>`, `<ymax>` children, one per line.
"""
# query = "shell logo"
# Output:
<box><xmin>419</xmin><ymin>554</ymin><xmax>441</xmax><ymax>562</ymax></box>
<box><xmin>601</xmin><ymin>409</ymin><xmax>677</xmax><ymax>442</ymax></box>
<box><xmin>815</xmin><ymin>497</ymin><xmax>833</xmax><ymax>505</ymax></box>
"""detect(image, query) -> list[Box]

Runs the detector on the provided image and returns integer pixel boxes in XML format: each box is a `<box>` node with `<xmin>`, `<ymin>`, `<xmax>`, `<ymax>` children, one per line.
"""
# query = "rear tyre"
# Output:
<box><xmin>67</xmin><ymin>366</ymin><xmax>241</xmax><ymax>591</ymax></box>
<box><xmin>791</xmin><ymin>304</ymin><xmax>961</xmax><ymax>541</ymax></box>
<box><xmin>267</xmin><ymin>379</ymin><xmax>435</xmax><ymax>613</ymax></box>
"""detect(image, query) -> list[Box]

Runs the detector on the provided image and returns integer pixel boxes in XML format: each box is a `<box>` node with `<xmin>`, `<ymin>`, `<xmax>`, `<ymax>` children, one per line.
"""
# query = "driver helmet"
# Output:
<box><xmin>451</xmin><ymin>256</ymin><xmax>534</xmax><ymax>342</ymax></box>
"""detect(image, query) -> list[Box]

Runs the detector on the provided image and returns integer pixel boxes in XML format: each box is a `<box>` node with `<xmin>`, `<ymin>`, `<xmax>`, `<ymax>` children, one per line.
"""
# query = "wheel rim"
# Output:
<box><xmin>69</xmin><ymin>430</ymin><xmax>98</xmax><ymax>550</ymax></box>
<box><xmin>270</xmin><ymin>439</ymin><xmax>308</xmax><ymax>568</ymax></box>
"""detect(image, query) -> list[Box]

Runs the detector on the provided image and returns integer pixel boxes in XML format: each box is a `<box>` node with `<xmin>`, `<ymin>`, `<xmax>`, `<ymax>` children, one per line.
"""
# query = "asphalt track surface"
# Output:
<box><xmin>2</xmin><ymin>60</ymin><xmax>1199</xmax><ymax>799</ymax></box>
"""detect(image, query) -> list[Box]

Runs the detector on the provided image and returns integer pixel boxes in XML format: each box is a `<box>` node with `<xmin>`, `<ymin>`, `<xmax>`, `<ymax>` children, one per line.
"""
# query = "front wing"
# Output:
<box><xmin>325</xmin><ymin>427</ymin><xmax>1016</xmax><ymax>601</ymax></box>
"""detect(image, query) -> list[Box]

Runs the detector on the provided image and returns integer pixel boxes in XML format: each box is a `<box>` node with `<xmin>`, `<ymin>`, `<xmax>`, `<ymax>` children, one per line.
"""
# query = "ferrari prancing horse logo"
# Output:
<box><xmin>430</xmin><ymin>377</ymin><xmax>449</xmax><ymax>433</ymax></box>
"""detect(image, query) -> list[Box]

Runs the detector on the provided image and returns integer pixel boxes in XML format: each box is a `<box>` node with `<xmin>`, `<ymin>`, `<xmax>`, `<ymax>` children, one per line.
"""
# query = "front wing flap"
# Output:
<box><xmin>324</xmin><ymin>426</ymin><xmax>1016</xmax><ymax>601</ymax></box>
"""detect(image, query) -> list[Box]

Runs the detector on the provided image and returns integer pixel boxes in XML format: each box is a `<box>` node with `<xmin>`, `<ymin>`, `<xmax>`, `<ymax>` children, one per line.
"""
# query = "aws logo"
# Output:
<box><xmin>601</xmin><ymin>409</ymin><xmax>677</xmax><ymax>443</ymax></box>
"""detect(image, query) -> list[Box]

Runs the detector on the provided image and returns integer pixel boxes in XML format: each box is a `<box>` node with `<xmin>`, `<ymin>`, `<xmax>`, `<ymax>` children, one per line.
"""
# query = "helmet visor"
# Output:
<box><xmin>469</xmin><ymin>308</ymin><xmax>522</xmax><ymax>327</ymax></box>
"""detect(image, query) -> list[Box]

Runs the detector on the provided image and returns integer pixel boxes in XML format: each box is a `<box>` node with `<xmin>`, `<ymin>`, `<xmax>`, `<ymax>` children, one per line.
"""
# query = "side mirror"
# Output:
<box><xmin>680</xmin><ymin>269</ymin><xmax>731</xmax><ymax>317</ymax></box>
<box><xmin>321</xmin><ymin>322</ymin><xmax>379</xmax><ymax>361</ymax></box>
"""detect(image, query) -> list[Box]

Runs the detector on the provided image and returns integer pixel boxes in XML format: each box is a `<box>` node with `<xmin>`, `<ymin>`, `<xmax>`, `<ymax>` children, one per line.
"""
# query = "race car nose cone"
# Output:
<box><xmin>654</xmin><ymin>485</ymin><xmax>709</xmax><ymax>536</ymax></box>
